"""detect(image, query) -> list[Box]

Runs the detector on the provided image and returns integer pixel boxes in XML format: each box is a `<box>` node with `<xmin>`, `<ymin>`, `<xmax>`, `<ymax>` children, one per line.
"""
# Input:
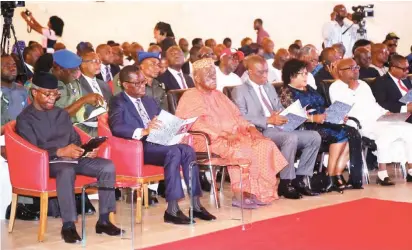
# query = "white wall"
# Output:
<box><xmin>4</xmin><ymin>1</ymin><xmax>412</xmax><ymax>55</ymax></box>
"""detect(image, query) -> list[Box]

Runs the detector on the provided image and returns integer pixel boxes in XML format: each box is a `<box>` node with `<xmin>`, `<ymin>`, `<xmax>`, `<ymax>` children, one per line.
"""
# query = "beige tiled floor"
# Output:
<box><xmin>2</xmin><ymin>169</ymin><xmax>412</xmax><ymax>250</ymax></box>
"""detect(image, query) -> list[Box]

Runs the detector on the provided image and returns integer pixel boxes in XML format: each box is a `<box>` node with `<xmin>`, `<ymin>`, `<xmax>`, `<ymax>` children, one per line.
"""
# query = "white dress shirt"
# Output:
<box><xmin>370</xmin><ymin>64</ymin><xmax>388</xmax><ymax>76</ymax></box>
<box><xmin>268</xmin><ymin>65</ymin><xmax>282</xmax><ymax>83</ymax></box>
<box><xmin>100</xmin><ymin>64</ymin><xmax>113</xmax><ymax>82</ymax></box>
<box><xmin>216</xmin><ymin>66</ymin><xmax>243</xmax><ymax>91</ymax></box>
<box><xmin>250</xmin><ymin>80</ymin><xmax>272</xmax><ymax>116</ymax></box>
<box><xmin>329</xmin><ymin>79</ymin><xmax>388</xmax><ymax>136</ymax></box>
<box><xmin>322</xmin><ymin>19</ymin><xmax>359</xmax><ymax>58</ymax></box>
<box><xmin>125</xmin><ymin>93</ymin><xmax>150</xmax><ymax>140</ymax></box>
<box><xmin>24</xmin><ymin>62</ymin><xmax>34</xmax><ymax>74</ymax></box>
<box><xmin>168</xmin><ymin>67</ymin><xmax>188</xmax><ymax>89</ymax></box>
<box><xmin>82</xmin><ymin>74</ymin><xmax>103</xmax><ymax>96</ymax></box>
<box><xmin>307</xmin><ymin>72</ymin><xmax>317</xmax><ymax>90</ymax></box>
<box><xmin>388</xmin><ymin>73</ymin><xmax>409</xmax><ymax>112</ymax></box>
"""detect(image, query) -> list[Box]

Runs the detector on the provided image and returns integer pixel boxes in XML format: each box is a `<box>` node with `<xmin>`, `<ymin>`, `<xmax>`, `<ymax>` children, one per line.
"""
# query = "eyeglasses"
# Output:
<box><xmin>392</xmin><ymin>66</ymin><xmax>409</xmax><ymax>72</ymax></box>
<box><xmin>36</xmin><ymin>89</ymin><xmax>61</xmax><ymax>98</ymax></box>
<box><xmin>125</xmin><ymin>80</ymin><xmax>147</xmax><ymax>86</ymax></box>
<box><xmin>297</xmin><ymin>71</ymin><xmax>309</xmax><ymax>76</ymax></box>
<box><xmin>199</xmin><ymin>53</ymin><xmax>214</xmax><ymax>59</ymax></box>
<box><xmin>82</xmin><ymin>59</ymin><xmax>101</xmax><ymax>64</ymax></box>
<box><xmin>339</xmin><ymin>65</ymin><xmax>360</xmax><ymax>71</ymax></box>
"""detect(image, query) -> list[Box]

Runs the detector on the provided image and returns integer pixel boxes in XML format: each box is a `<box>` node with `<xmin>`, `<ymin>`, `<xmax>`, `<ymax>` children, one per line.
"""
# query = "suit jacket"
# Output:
<box><xmin>371</xmin><ymin>73</ymin><xmax>412</xmax><ymax>113</ymax></box>
<box><xmin>96</xmin><ymin>64</ymin><xmax>119</xmax><ymax>82</ymax></box>
<box><xmin>79</xmin><ymin>75</ymin><xmax>113</xmax><ymax>118</ymax></box>
<box><xmin>157</xmin><ymin>69</ymin><xmax>194</xmax><ymax>92</ymax></box>
<box><xmin>109</xmin><ymin>92</ymin><xmax>160</xmax><ymax>140</ymax></box>
<box><xmin>314</xmin><ymin>67</ymin><xmax>333</xmax><ymax>88</ymax></box>
<box><xmin>182</xmin><ymin>61</ymin><xmax>190</xmax><ymax>75</ymax></box>
<box><xmin>231</xmin><ymin>79</ymin><xmax>285</xmax><ymax>129</ymax></box>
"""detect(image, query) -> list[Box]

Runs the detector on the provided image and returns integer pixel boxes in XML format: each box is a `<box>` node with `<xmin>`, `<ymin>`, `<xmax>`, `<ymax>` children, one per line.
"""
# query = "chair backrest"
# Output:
<box><xmin>272</xmin><ymin>81</ymin><xmax>284</xmax><ymax>94</ymax></box>
<box><xmin>222</xmin><ymin>86</ymin><xmax>236</xmax><ymax>101</ymax></box>
<box><xmin>97</xmin><ymin>113</ymin><xmax>113</xmax><ymax>137</ymax></box>
<box><xmin>167</xmin><ymin>89</ymin><xmax>189</xmax><ymax>115</ymax></box>
<box><xmin>362</xmin><ymin>77</ymin><xmax>376</xmax><ymax>87</ymax></box>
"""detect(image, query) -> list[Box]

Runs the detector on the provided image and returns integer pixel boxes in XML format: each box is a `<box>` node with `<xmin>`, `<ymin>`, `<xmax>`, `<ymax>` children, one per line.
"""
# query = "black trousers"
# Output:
<box><xmin>49</xmin><ymin>157</ymin><xmax>116</xmax><ymax>223</ymax></box>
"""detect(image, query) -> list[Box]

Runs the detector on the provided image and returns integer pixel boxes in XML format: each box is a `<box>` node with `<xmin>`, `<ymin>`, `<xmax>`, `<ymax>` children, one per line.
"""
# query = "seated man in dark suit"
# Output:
<box><xmin>371</xmin><ymin>55</ymin><xmax>412</xmax><ymax>114</ymax></box>
<box><xmin>108</xmin><ymin>66</ymin><xmax>215</xmax><ymax>224</ymax></box>
<box><xmin>157</xmin><ymin>46</ymin><xmax>194</xmax><ymax>91</ymax></box>
<box><xmin>314</xmin><ymin>47</ymin><xmax>340</xmax><ymax>87</ymax></box>
<box><xmin>22</xmin><ymin>45</ymin><xmax>42</xmax><ymax>81</ymax></box>
<box><xmin>16</xmin><ymin>72</ymin><xmax>121</xmax><ymax>243</ymax></box>
<box><xmin>354</xmin><ymin>47</ymin><xmax>380</xmax><ymax>79</ymax></box>
<box><xmin>95</xmin><ymin>44</ymin><xmax>115</xmax><ymax>83</ymax></box>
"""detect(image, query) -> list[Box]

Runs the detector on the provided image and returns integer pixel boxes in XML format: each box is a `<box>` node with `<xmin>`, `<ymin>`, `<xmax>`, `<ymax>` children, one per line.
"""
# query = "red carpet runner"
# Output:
<box><xmin>143</xmin><ymin>198</ymin><xmax>412</xmax><ymax>250</ymax></box>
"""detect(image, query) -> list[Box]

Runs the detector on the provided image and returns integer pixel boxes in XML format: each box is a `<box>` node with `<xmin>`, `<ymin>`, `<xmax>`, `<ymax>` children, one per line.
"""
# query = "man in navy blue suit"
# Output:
<box><xmin>108</xmin><ymin>65</ymin><xmax>216</xmax><ymax>224</ymax></box>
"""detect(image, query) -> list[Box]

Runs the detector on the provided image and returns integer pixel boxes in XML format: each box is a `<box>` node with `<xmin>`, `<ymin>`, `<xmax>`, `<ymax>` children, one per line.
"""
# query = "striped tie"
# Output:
<box><xmin>136</xmin><ymin>99</ymin><xmax>151</xmax><ymax>128</ymax></box>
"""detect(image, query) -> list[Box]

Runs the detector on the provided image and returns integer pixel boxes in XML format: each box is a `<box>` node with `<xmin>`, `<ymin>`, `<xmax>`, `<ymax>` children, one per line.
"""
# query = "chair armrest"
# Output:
<box><xmin>347</xmin><ymin>117</ymin><xmax>362</xmax><ymax>130</ymax></box>
<box><xmin>189</xmin><ymin>131</ymin><xmax>211</xmax><ymax>145</ymax></box>
<box><xmin>74</xmin><ymin>126</ymin><xmax>92</xmax><ymax>144</ymax></box>
<box><xmin>4</xmin><ymin>123</ymin><xmax>49</xmax><ymax>191</ymax></box>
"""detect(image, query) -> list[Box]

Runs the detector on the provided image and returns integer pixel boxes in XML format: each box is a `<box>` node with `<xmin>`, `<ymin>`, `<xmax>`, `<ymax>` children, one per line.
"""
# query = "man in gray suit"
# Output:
<box><xmin>232</xmin><ymin>55</ymin><xmax>321</xmax><ymax>199</ymax></box>
<box><xmin>78</xmin><ymin>51</ymin><xmax>113</xmax><ymax>136</ymax></box>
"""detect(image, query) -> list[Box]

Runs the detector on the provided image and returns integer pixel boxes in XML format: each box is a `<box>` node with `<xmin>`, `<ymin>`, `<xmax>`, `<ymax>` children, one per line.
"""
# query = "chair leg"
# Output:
<box><xmin>135</xmin><ymin>189</ymin><xmax>142</xmax><ymax>224</ymax></box>
<box><xmin>109</xmin><ymin>212</ymin><xmax>116</xmax><ymax>224</ymax></box>
<box><xmin>38</xmin><ymin>192</ymin><xmax>49</xmax><ymax>242</ymax></box>
<box><xmin>220</xmin><ymin>167</ymin><xmax>226</xmax><ymax>194</ymax></box>
<box><xmin>143</xmin><ymin>184</ymin><xmax>149</xmax><ymax>209</ymax></box>
<box><xmin>319</xmin><ymin>153</ymin><xmax>325</xmax><ymax>172</ymax></box>
<box><xmin>8</xmin><ymin>193</ymin><xmax>18</xmax><ymax>233</ymax></box>
<box><xmin>209</xmin><ymin>165</ymin><xmax>220</xmax><ymax>209</ymax></box>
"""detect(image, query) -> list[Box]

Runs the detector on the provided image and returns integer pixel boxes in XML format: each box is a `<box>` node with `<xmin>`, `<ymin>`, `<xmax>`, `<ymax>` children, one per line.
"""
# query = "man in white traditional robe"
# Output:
<box><xmin>329</xmin><ymin>58</ymin><xmax>412</xmax><ymax>185</ymax></box>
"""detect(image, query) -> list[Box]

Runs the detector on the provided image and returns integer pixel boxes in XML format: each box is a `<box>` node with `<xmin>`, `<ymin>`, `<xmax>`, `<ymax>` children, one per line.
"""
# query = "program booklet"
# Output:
<box><xmin>77</xmin><ymin>106</ymin><xmax>107</xmax><ymax>128</ymax></box>
<box><xmin>325</xmin><ymin>101</ymin><xmax>353</xmax><ymax>124</ymax></box>
<box><xmin>399</xmin><ymin>90</ymin><xmax>412</xmax><ymax>104</ymax></box>
<box><xmin>277</xmin><ymin>100</ymin><xmax>307</xmax><ymax>132</ymax></box>
<box><xmin>146</xmin><ymin>110</ymin><xmax>198</xmax><ymax>146</ymax></box>
<box><xmin>377</xmin><ymin>112</ymin><xmax>411</xmax><ymax>122</ymax></box>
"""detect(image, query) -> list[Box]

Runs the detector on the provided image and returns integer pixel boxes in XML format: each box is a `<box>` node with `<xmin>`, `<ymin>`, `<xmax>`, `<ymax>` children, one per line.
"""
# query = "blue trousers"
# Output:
<box><xmin>143</xmin><ymin>143</ymin><xmax>202</xmax><ymax>202</ymax></box>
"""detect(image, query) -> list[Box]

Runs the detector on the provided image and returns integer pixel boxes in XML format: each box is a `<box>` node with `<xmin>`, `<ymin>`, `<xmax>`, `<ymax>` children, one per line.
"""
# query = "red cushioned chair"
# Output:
<box><xmin>5</xmin><ymin>121</ymin><xmax>107</xmax><ymax>242</ymax></box>
<box><xmin>97</xmin><ymin>113</ymin><xmax>165</xmax><ymax>223</ymax></box>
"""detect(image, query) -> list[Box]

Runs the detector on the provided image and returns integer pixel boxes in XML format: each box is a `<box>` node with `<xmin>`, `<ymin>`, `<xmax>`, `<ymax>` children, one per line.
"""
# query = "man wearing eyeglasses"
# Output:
<box><xmin>372</xmin><ymin>54</ymin><xmax>412</xmax><ymax>114</ymax></box>
<box><xmin>109</xmin><ymin>66</ymin><xmax>216</xmax><ymax>224</ymax></box>
<box><xmin>383</xmin><ymin>33</ymin><xmax>399</xmax><ymax>56</ymax></box>
<box><xmin>329</xmin><ymin>58</ymin><xmax>412</xmax><ymax>185</ymax></box>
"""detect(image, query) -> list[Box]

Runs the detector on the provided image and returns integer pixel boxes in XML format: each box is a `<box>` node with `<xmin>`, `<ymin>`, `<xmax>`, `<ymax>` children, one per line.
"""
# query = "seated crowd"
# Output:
<box><xmin>1</xmin><ymin>17</ymin><xmax>412</xmax><ymax>245</ymax></box>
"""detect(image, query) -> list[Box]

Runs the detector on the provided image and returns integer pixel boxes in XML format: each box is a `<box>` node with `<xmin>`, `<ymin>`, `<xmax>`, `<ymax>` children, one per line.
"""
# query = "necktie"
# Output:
<box><xmin>136</xmin><ymin>99</ymin><xmax>151</xmax><ymax>128</ymax></box>
<box><xmin>91</xmin><ymin>78</ymin><xmax>102</xmax><ymax>95</ymax></box>
<box><xmin>177</xmin><ymin>72</ymin><xmax>188</xmax><ymax>89</ymax></box>
<box><xmin>258</xmin><ymin>86</ymin><xmax>273</xmax><ymax>112</ymax></box>
<box><xmin>398</xmin><ymin>79</ymin><xmax>409</xmax><ymax>93</ymax></box>
<box><xmin>105</xmin><ymin>65</ymin><xmax>112</xmax><ymax>82</ymax></box>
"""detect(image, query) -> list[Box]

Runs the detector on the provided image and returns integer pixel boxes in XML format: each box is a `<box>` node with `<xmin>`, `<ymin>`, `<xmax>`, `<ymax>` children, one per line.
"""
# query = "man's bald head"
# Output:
<box><xmin>333</xmin><ymin>4</ymin><xmax>347</xmax><ymax>20</ymax></box>
<box><xmin>199</xmin><ymin>46</ymin><xmax>215</xmax><ymax>60</ymax></box>
<box><xmin>178</xmin><ymin>38</ymin><xmax>189</xmax><ymax>53</ymax></box>
<box><xmin>130</xmin><ymin>43</ymin><xmax>144</xmax><ymax>62</ymax></box>
<box><xmin>262</xmin><ymin>37</ymin><xmax>275</xmax><ymax>54</ymax></box>
<box><xmin>166</xmin><ymin>45</ymin><xmax>185</xmax><ymax>69</ymax></box>
<box><xmin>274</xmin><ymin>49</ymin><xmax>290</xmax><ymax>70</ymax></box>
<box><xmin>354</xmin><ymin>47</ymin><xmax>372</xmax><ymax>68</ymax></box>
<box><xmin>320</xmin><ymin>47</ymin><xmax>340</xmax><ymax>64</ymax></box>
<box><xmin>96</xmin><ymin>44</ymin><xmax>113</xmax><ymax>65</ymax></box>
<box><xmin>371</xmin><ymin>43</ymin><xmax>389</xmax><ymax>64</ymax></box>
<box><xmin>148</xmin><ymin>44</ymin><xmax>162</xmax><ymax>53</ymax></box>
<box><xmin>205</xmin><ymin>39</ymin><xmax>217</xmax><ymax>50</ymax></box>
<box><xmin>112</xmin><ymin>46</ymin><xmax>124</xmax><ymax>66</ymax></box>
<box><xmin>337</xmin><ymin>58</ymin><xmax>359</xmax><ymax>83</ymax></box>
<box><xmin>248</xmin><ymin>55</ymin><xmax>268</xmax><ymax>85</ymax></box>
<box><xmin>54</xmin><ymin>42</ymin><xmax>66</xmax><ymax>51</ymax></box>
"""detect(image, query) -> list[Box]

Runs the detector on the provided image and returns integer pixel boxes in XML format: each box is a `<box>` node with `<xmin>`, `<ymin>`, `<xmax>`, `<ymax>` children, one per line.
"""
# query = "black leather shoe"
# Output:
<box><xmin>200</xmin><ymin>172</ymin><xmax>211</xmax><ymax>192</ymax></box>
<box><xmin>324</xmin><ymin>176</ymin><xmax>344</xmax><ymax>194</ymax></box>
<box><xmin>406</xmin><ymin>173</ymin><xmax>412</xmax><ymax>183</ymax></box>
<box><xmin>278</xmin><ymin>180</ymin><xmax>302</xmax><ymax>199</ymax></box>
<box><xmin>346</xmin><ymin>178</ymin><xmax>363</xmax><ymax>189</ymax></box>
<box><xmin>61</xmin><ymin>227</ymin><xmax>81</xmax><ymax>243</ymax></box>
<box><xmin>95</xmin><ymin>221</ymin><xmax>123</xmax><ymax>236</ymax></box>
<box><xmin>192</xmin><ymin>207</ymin><xmax>216</xmax><ymax>221</ymax></box>
<box><xmin>376</xmin><ymin>177</ymin><xmax>395</xmax><ymax>186</ymax></box>
<box><xmin>164</xmin><ymin>210</ymin><xmax>194</xmax><ymax>225</ymax></box>
<box><xmin>292</xmin><ymin>179</ymin><xmax>320</xmax><ymax>196</ymax></box>
<box><xmin>5</xmin><ymin>203</ymin><xmax>39</xmax><ymax>221</ymax></box>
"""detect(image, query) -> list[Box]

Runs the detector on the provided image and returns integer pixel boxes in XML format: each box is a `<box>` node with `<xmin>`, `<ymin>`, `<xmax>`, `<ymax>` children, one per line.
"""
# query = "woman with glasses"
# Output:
<box><xmin>279</xmin><ymin>59</ymin><xmax>364</xmax><ymax>192</ymax></box>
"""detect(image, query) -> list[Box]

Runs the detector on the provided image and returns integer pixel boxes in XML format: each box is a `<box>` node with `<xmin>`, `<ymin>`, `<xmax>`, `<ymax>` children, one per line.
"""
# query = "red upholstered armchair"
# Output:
<box><xmin>97</xmin><ymin>113</ymin><xmax>165</xmax><ymax>223</ymax></box>
<box><xmin>4</xmin><ymin>121</ymin><xmax>104</xmax><ymax>242</ymax></box>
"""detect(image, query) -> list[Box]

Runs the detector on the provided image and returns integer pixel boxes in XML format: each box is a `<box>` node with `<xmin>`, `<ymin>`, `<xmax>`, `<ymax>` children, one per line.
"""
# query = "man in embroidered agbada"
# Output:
<box><xmin>175</xmin><ymin>58</ymin><xmax>288</xmax><ymax>209</ymax></box>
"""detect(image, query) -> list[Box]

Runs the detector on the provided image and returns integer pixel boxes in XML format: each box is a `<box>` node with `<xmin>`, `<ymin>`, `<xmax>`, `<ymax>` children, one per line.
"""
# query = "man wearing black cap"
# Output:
<box><xmin>16</xmin><ymin>72</ymin><xmax>122</xmax><ymax>243</ymax></box>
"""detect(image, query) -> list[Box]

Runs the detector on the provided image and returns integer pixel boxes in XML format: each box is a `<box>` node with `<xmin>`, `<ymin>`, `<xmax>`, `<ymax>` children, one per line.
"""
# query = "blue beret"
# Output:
<box><xmin>53</xmin><ymin>49</ymin><xmax>81</xmax><ymax>69</ymax></box>
<box><xmin>138</xmin><ymin>52</ymin><xmax>161</xmax><ymax>64</ymax></box>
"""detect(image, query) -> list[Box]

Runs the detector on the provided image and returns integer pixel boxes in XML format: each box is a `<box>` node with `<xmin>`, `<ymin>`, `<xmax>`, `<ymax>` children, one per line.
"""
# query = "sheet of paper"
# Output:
<box><xmin>325</xmin><ymin>101</ymin><xmax>353</xmax><ymax>124</ymax></box>
<box><xmin>399</xmin><ymin>90</ymin><xmax>412</xmax><ymax>104</ymax></box>
<box><xmin>146</xmin><ymin>110</ymin><xmax>198</xmax><ymax>146</ymax></box>
<box><xmin>278</xmin><ymin>113</ymin><xmax>307</xmax><ymax>132</ymax></box>
<box><xmin>280</xmin><ymin>100</ymin><xmax>306</xmax><ymax>117</ymax></box>
<box><xmin>377</xmin><ymin>113</ymin><xmax>411</xmax><ymax>122</ymax></box>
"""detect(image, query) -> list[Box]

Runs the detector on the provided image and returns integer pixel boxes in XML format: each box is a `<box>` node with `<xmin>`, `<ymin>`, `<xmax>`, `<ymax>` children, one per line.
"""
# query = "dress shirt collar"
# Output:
<box><xmin>24</xmin><ymin>62</ymin><xmax>34</xmax><ymax>73</ymax></box>
<box><xmin>168</xmin><ymin>67</ymin><xmax>183</xmax><ymax>76</ymax></box>
<box><xmin>125</xmin><ymin>92</ymin><xmax>141</xmax><ymax>104</ymax></box>
<box><xmin>82</xmin><ymin>73</ymin><xmax>97</xmax><ymax>83</ymax></box>
<box><xmin>388</xmin><ymin>72</ymin><xmax>401</xmax><ymax>84</ymax></box>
